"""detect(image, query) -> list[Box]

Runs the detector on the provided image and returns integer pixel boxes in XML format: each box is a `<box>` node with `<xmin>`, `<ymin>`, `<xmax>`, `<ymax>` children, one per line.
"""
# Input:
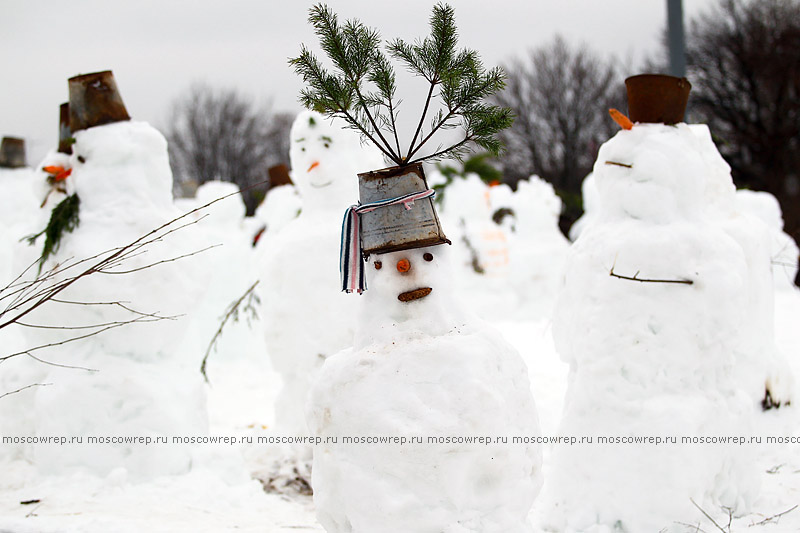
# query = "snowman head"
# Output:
<box><xmin>289</xmin><ymin>110</ymin><xmax>370</xmax><ymax>210</ymax></box>
<box><xmin>356</xmin><ymin>244</ymin><xmax>467</xmax><ymax>344</ymax></box>
<box><xmin>594</xmin><ymin>124</ymin><xmax>706</xmax><ymax>223</ymax></box>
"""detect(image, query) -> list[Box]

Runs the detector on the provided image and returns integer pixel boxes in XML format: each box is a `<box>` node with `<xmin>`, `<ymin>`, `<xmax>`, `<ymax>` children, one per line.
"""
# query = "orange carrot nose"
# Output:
<box><xmin>396</xmin><ymin>258</ymin><xmax>411</xmax><ymax>273</ymax></box>
<box><xmin>609</xmin><ymin>108</ymin><xmax>634</xmax><ymax>130</ymax></box>
<box><xmin>308</xmin><ymin>161</ymin><xmax>320</xmax><ymax>172</ymax></box>
<box><xmin>43</xmin><ymin>165</ymin><xmax>66</xmax><ymax>174</ymax></box>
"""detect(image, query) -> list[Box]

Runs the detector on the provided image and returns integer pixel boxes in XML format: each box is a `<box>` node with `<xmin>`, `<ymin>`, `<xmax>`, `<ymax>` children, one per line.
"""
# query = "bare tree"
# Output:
<box><xmin>492</xmin><ymin>36</ymin><xmax>626</xmax><ymax>233</ymax></box>
<box><xmin>686</xmin><ymin>0</ymin><xmax>800</xmax><ymax>259</ymax></box>
<box><xmin>167</xmin><ymin>84</ymin><xmax>293</xmax><ymax>215</ymax></box>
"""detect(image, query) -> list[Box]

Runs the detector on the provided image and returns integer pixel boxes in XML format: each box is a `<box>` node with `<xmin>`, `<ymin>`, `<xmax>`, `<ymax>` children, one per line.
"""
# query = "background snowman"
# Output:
<box><xmin>307</xmin><ymin>167</ymin><xmax>542</xmax><ymax>533</ymax></box>
<box><xmin>537</xmin><ymin>75</ymin><xmax>761</xmax><ymax>532</ymax></box>
<box><xmin>254</xmin><ymin>110</ymin><xmax>382</xmax><ymax>491</ymax></box>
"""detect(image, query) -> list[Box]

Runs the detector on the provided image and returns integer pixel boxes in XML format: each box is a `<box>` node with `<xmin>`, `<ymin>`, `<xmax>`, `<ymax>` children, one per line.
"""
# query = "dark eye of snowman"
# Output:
<box><xmin>423</xmin><ymin>253</ymin><xmax>433</xmax><ymax>262</ymax></box>
<box><xmin>374</xmin><ymin>261</ymin><xmax>382</xmax><ymax>270</ymax></box>
<box><xmin>77</xmin><ymin>155</ymin><xmax>86</xmax><ymax>163</ymax></box>
<box><xmin>301</xmin><ymin>147</ymin><xmax>306</xmax><ymax>152</ymax></box>
<box><xmin>324</xmin><ymin>143</ymin><xmax>329</xmax><ymax>148</ymax></box>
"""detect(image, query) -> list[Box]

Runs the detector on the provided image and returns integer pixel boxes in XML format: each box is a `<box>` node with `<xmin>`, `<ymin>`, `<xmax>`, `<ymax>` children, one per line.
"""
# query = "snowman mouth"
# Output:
<box><xmin>310</xmin><ymin>180</ymin><xmax>333</xmax><ymax>188</ymax></box>
<box><xmin>398</xmin><ymin>287</ymin><xmax>432</xmax><ymax>302</ymax></box>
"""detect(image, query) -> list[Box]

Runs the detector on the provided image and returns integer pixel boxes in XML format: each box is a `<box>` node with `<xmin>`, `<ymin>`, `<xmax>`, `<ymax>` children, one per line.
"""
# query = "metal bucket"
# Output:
<box><xmin>0</xmin><ymin>137</ymin><xmax>26</xmax><ymax>168</ymax></box>
<box><xmin>58</xmin><ymin>102</ymin><xmax>72</xmax><ymax>154</ymax></box>
<box><xmin>68</xmin><ymin>70</ymin><xmax>130</xmax><ymax>133</ymax></box>
<box><xmin>357</xmin><ymin>162</ymin><xmax>450</xmax><ymax>256</ymax></box>
<box><xmin>625</xmin><ymin>74</ymin><xmax>691</xmax><ymax>124</ymax></box>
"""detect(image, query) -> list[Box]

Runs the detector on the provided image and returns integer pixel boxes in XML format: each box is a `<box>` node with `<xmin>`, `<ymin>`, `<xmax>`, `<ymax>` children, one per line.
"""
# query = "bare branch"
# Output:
<box><xmin>609</xmin><ymin>266</ymin><xmax>694</xmax><ymax>286</ymax></box>
<box><xmin>200</xmin><ymin>281</ymin><xmax>260</xmax><ymax>383</ymax></box>
<box><xmin>0</xmin><ymin>383</ymin><xmax>52</xmax><ymax>400</ymax></box>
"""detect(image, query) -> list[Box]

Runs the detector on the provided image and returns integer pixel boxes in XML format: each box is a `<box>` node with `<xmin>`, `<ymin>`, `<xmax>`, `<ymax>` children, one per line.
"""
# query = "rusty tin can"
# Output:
<box><xmin>68</xmin><ymin>70</ymin><xmax>131</xmax><ymax>133</ymax></box>
<box><xmin>625</xmin><ymin>74</ymin><xmax>691</xmax><ymax>125</ymax></box>
<box><xmin>357</xmin><ymin>162</ymin><xmax>450</xmax><ymax>257</ymax></box>
<box><xmin>0</xmin><ymin>137</ymin><xmax>26</xmax><ymax>168</ymax></box>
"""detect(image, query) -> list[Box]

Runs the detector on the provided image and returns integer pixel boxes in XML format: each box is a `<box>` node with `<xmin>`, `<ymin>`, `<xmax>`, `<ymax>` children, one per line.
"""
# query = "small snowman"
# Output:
<box><xmin>307</xmin><ymin>170</ymin><xmax>542</xmax><ymax>533</ymax></box>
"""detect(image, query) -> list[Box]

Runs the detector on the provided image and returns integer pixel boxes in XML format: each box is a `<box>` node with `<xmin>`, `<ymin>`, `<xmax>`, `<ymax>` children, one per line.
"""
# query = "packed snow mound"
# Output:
<box><xmin>539</xmin><ymin>123</ymin><xmax>760</xmax><ymax>531</ymax></box>
<box><xmin>253</xmin><ymin>184</ymin><xmax>301</xmax><ymax>235</ymax></box>
<box><xmin>568</xmin><ymin>172</ymin><xmax>598</xmax><ymax>241</ymax></box>
<box><xmin>735</xmin><ymin>189</ymin><xmax>799</xmax><ymax>290</ymax></box>
<box><xmin>195</xmin><ymin>180</ymin><xmax>245</xmax><ymax>226</ymax></box>
<box><xmin>309</xmin><ymin>245</ymin><xmax>541</xmax><ymax>533</ymax></box>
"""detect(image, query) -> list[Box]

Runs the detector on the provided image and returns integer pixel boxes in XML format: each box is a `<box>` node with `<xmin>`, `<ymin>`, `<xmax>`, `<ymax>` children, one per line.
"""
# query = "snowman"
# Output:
<box><xmin>23</xmin><ymin>71</ymin><xmax>210</xmax><ymax>480</ymax></box>
<box><xmin>537</xmin><ymin>77</ymin><xmax>759</xmax><ymax>531</ymax></box>
<box><xmin>256</xmin><ymin>110</ymin><xmax>383</xmax><ymax>489</ymax></box>
<box><xmin>307</xmin><ymin>179</ymin><xmax>542</xmax><ymax>532</ymax></box>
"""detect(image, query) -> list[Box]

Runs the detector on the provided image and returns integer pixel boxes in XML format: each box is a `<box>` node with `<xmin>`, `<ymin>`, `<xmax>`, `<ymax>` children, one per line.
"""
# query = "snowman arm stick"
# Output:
<box><xmin>608</xmin><ymin>266</ymin><xmax>694</xmax><ymax>285</ymax></box>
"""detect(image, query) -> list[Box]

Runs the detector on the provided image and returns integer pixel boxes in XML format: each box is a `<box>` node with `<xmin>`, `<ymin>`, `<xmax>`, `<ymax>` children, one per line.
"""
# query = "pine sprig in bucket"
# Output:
<box><xmin>26</xmin><ymin>194</ymin><xmax>81</xmax><ymax>270</ymax></box>
<box><xmin>289</xmin><ymin>3</ymin><xmax>513</xmax><ymax>166</ymax></box>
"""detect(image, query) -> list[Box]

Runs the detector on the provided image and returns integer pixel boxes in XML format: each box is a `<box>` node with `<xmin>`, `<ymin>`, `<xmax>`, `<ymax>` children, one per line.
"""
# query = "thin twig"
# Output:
<box><xmin>0</xmin><ymin>382</ymin><xmax>52</xmax><ymax>400</ymax></box>
<box><xmin>749</xmin><ymin>504</ymin><xmax>798</xmax><ymax>527</ymax></box>
<box><xmin>690</xmin><ymin>498</ymin><xmax>728</xmax><ymax>533</ymax></box>
<box><xmin>200</xmin><ymin>281</ymin><xmax>260</xmax><ymax>383</ymax></box>
<box><xmin>23</xmin><ymin>352</ymin><xmax>97</xmax><ymax>373</ymax></box>
<box><xmin>609</xmin><ymin>266</ymin><xmax>694</xmax><ymax>285</ymax></box>
<box><xmin>675</xmin><ymin>522</ymin><xmax>707</xmax><ymax>533</ymax></box>
<box><xmin>605</xmin><ymin>160</ymin><xmax>633</xmax><ymax>168</ymax></box>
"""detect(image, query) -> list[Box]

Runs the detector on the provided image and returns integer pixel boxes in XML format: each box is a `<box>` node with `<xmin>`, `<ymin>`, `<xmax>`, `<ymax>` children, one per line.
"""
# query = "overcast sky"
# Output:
<box><xmin>1</xmin><ymin>0</ymin><xmax>717</xmax><ymax>165</ymax></box>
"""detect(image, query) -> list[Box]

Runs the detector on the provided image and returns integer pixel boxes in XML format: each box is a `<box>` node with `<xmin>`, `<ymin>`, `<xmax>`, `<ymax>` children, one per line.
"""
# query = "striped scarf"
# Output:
<box><xmin>340</xmin><ymin>189</ymin><xmax>436</xmax><ymax>293</ymax></box>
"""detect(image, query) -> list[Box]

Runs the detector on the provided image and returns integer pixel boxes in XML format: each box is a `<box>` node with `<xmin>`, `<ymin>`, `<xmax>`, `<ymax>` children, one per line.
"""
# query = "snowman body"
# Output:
<box><xmin>309</xmin><ymin>246</ymin><xmax>542</xmax><ymax>533</ymax></box>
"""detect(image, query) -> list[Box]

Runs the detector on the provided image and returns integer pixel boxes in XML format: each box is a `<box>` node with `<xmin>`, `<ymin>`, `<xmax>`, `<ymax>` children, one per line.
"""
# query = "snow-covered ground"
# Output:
<box><xmin>1</xmin><ymin>293</ymin><xmax>798</xmax><ymax>531</ymax></box>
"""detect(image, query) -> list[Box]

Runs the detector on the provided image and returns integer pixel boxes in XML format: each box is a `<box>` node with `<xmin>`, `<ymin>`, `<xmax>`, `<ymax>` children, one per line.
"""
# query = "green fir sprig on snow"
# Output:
<box><xmin>289</xmin><ymin>3</ymin><xmax>513</xmax><ymax>166</ymax></box>
<box><xmin>25</xmin><ymin>194</ymin><xmax>81</xmax><ymax>271</ymax></box>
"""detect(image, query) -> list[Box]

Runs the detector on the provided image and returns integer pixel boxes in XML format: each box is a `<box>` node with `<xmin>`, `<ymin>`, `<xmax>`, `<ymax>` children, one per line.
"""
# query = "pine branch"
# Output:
<box><xmin>291</xmin><ymin>2</ymin><xmax>512</xmax><ymax>168</ymax></box>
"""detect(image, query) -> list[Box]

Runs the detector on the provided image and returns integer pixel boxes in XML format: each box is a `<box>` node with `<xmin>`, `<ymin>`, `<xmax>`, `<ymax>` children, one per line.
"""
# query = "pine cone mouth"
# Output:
<box><xmin>398</xmin><ymin>287</ymin><xmax>432</xmax><ymax>302</ymax></box>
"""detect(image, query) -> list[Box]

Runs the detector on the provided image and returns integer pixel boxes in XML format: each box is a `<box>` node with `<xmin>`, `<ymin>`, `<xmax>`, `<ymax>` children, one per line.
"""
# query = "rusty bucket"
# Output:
<box><xmin>625</xmin><ymin>74</ymin><xmax>691</xmax><ymax>125</ymax></box>
<box><xmin>58</xmin><ymin>103</ymin><xmax>72</xmax><ymax>154</ymax></box>
<box><xmin>0</xmin><ymin>137</ymin><xmax>26</xmax><ymax>168</ymax></box>
<box><xmin>268</xmin><ymin>163</ymin><xmax>292</xmax><ymax>188</ymax></box>
<box><xmin>357</xmin><ymin>162</ymin><xmax>450</xmax><ymax>256</ymax></box>
<box><xmin>68</xmin><ymin>70</ymin><xmax>131</xmax><ymax>133</ymax></box>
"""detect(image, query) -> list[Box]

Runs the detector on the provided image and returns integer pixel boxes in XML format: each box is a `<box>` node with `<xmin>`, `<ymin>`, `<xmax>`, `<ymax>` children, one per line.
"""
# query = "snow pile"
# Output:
<box><xmin>507</xmin><ymin>176</ymin><xmax>570</xmax><ymax>318</ymax></box>
<box><xmin>735</xmin><ymin>189</ymin><xmax>799</xmax><ymax>291</ymax></box>
<box><xmin>308</xmin><ymin>245</ymin><xmax>542</xmax><ymax>533</ymax></box>
<box><xmin>567</xmin><ymin>172</ymin><xmax>598</xmax><ymax>241</ymax></box>
<box><xmin>538</xmin><ymin>123</ymin><xmax>760</xmax><ymax>532</ymax></box>
<box><xmin>254</xmin><ymin>184</ymin><xmax>302</xmax><ymax>237</ymax></box>
<box><xmin>439</xmin><ymin>173</ymin><xmax>514</xmax><ymax>318</ymax></box>
<box><xmin>689</xmin><ymin>124</ymin><xmax>795</xmax><ymax>406</ymax></box>
<box><xmin>17</xmin><ymin>121</ymin><xmax>213</xmax><ymax>480</ymax></box>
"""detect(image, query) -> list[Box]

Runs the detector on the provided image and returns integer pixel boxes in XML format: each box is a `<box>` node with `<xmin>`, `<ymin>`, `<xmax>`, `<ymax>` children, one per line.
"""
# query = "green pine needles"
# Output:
<box><xmin>289</xmin><ymin>3</ymin><xmax>513</xmax><ymax>167</ymax></box>
<box><xmin>26</xmin><ymin>194</ymin><xmax>81</xmax><ymax>271</ymax></box>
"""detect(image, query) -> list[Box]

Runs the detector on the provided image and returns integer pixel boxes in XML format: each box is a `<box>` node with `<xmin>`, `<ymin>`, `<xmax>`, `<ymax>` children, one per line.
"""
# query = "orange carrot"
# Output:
<box><xmin>42</xmin><ymin>165</ymin><xmax>66</xmax><ymax>174</ymax></box>
<box><xmin>609</xmin><ymin>108</ymin><xmax>634</xmax><ymax>130</ymax></box>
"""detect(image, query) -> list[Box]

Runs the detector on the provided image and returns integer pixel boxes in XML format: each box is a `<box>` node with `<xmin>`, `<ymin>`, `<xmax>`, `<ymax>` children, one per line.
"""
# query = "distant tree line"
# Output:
<box><xmin>491</xmin><ymin>0</ymin><xmax>799</xmax><ymax>252</ymax></box>
<box><xmin>167</xmin><ymin>84</ymin><xmax>293</xmax><ymax>215</ymax></box>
